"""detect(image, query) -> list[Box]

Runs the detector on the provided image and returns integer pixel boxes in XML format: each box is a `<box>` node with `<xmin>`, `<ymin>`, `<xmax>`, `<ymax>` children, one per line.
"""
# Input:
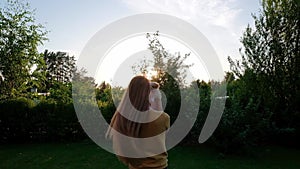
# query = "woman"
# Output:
<box><xmin>107</xmin><ymin>76</ymin><xmax>170</xmax><ymax>169</ymax></box>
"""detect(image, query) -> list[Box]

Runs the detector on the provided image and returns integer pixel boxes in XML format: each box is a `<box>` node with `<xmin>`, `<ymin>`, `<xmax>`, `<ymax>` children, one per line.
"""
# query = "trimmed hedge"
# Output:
<box><xmin>0</xmin><ymin>98</ymin><xmax>86</xmax><ymax>143</ymax></box>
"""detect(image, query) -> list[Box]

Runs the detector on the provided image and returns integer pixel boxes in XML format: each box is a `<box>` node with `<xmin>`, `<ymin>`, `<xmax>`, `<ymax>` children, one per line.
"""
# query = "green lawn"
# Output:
<box><xmin>1</xmin><ymin>141</ymin><xmax>299</xmax><ymax>169</ymax></box>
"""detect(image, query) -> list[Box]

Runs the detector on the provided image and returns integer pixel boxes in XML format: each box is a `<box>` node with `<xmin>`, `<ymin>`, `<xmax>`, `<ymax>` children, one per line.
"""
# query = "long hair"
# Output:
<box><xmin>108</xmin><ymin>76</ymin><xmax>150</xmax><ymax>138</ymax></box>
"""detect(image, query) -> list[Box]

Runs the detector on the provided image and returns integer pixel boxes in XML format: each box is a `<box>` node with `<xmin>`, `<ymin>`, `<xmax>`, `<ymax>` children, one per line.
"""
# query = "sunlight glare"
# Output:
<box><xmin>146</xmin><ymin>69</ymin><xmax>158</xmax><ymax>80</ymax></box>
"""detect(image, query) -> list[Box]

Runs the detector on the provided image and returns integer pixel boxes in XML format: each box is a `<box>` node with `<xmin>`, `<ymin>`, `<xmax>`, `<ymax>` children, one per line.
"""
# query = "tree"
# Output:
<box><xmin>35</xmin><ymin>50</ymin><xmax>76</xmax><ymax>102</ymax></box>
<box><xmin>0</xmin><ymin>0</ymin><xmax>47</xmax><ymax>99</ymax></box>
<box><xmin>133</xmin><ymin>32</ymin><xmax>193</xmax><ymax>124</ymax></box>
<box><xmin>228</xmin><ymin>0</ymin><xmax>300</xmax><ymax>145</ymax></box>
<box><xmin>43</xmin><ymin>50</ymin><xmax>76</xmax><ymax>85</ymax></box>
<box><xmin>30</xmin><ymin>52</ymin><xmax>48</xmax><ymax>93</ymax></box>
<box><xmin>146</xmin><ymin>31</ymin><xmax>192</xmax><ymax>87</ymax></box>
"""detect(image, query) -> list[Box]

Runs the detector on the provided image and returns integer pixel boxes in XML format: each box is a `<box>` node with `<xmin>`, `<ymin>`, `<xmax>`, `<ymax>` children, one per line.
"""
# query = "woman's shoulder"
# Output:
<box><xmin>161</xmin><ymin>112</ymin><xmax>170</xmax><ymax>120</ymax></box>
<box><xmin>148</xmin><ymin>110</ymin><xmax>170</xmax><ymax>123</ymax></box>
<box><xmin>147</xmin><ymin>110</ymin><xmax>170</xmax><ymax>131</ymax></box>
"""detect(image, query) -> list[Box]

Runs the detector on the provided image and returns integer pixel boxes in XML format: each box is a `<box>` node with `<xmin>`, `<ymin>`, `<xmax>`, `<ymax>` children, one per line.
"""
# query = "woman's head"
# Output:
<box><xmin>128</xmin><ymin>76</ymin><xmax>150</xmax><ymax>111</ymax></box>
<box><xmin>108</xmin><ymin>75</ymin><xmax>151</xmax><ymax>138</ymax></box>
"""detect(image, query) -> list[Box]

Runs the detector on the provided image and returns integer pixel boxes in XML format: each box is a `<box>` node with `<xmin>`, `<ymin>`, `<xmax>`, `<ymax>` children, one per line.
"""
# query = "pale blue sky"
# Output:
<box><xmin>28</xmin><ymin>0</ymin><xmax>134</xmax><ymax>55</ymax></box>
<box><xmin>1</xmin><ymin>0</ymin><xmax>261</xmax><ymax>84</ymax></box>
<box><xmin>24</xmin><ymin>0</ymin><xmax>260</xmax><ymax>57</ymax></box>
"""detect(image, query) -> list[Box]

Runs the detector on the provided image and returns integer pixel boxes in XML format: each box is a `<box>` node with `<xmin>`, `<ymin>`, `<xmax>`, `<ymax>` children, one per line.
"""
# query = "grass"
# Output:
<box><xmin>0</xmin><ymin>140</ymin><xmax>300</xmax><ymax>169</ymax></box>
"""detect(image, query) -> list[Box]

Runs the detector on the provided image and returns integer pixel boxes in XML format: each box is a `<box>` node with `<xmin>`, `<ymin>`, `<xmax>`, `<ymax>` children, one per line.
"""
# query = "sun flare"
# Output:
<box><xmin>146</xmin><ymin>70</ymin><xmax>158</xmax><ymax>79</ymax></box>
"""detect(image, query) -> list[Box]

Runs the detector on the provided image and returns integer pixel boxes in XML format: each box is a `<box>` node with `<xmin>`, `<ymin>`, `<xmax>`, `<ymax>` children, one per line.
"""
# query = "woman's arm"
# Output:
<box><xmin>154</xmin><ymin>97</ymin><xmax>163</xmax><ymax>111</ymax></box>
<box><xmin>150</xmin><ymin>89</ymin><xmax>163</xmax><ymax>111</ymax></box>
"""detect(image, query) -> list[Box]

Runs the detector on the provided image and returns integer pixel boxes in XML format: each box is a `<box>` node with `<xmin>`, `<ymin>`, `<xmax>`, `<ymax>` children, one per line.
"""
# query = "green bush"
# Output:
<box><xmin>0</xmin><ymin>97</ymin><xmax>35</xmax><ymax>142</ymax></box>
<box><xmin>0</xmin><ymin>98</ymin><xmax>85</xmax><ymax>143</ymax></box>
<box><xmin>182</xmin><ymin>80</ymin><xmax>211</xmax><ymax>145</ymax></box>
<box><xmin>210</xmin><ymin>77</ymin><xmax>273</xmax><ymax>153</ymax></box>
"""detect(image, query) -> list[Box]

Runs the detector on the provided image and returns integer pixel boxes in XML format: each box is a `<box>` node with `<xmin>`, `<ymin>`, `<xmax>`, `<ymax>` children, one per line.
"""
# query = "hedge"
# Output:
<box><xmin>0</xmin><ymin>98</ymin><xmax>86</xmax><ymax>143</ymax></box>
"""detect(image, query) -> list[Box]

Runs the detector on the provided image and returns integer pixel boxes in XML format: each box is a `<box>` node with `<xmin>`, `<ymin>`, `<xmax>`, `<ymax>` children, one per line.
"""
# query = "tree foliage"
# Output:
<box><xmin>0</xmin><ymin>0</ymin><xmax>47</xmax><ymax>99</ymax></box>
<box><xmin>144</xmin><ymin>32</ymin><xmax>193</xmax><ymax>123</ymax></box>
<box><xmin>43</xmin><ymin>50</ymin><xmax>76</xmax><ymax>85</ymax></box>
<box><xmin>146</xmin><ymin>31</ymin><xmax>192</xmax><ymax>87</ymax></box>
<box><xmin>38</xmin><ymin>50</ymin><xmax>76</xmax><ymax>103</ymax></box>
<box><xmin>228</xmin><ymin>0</ymin><xmax>300</xmax><ymax>146</ymax></box>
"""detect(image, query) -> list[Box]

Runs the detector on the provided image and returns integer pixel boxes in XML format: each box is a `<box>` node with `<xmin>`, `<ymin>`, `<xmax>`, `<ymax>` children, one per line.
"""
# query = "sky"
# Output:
<box><xmin>1</xmin><ymin>0</ymin><xmax>261</xmax><ymax>86</ymax></box>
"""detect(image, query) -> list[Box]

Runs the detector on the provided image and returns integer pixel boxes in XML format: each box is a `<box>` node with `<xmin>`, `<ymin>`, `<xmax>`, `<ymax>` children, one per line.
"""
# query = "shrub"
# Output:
<box><xmin>0</xmin><ymin>98</ymin><xmax>86</xmax><ymax>143</ymax></box>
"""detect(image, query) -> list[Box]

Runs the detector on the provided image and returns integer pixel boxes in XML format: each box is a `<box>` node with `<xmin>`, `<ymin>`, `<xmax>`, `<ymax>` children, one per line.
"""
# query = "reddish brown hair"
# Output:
<box><xmin>109</xmin><ymin>76</ymin><xmax>150</xmax><ymax>137</ymax></box>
